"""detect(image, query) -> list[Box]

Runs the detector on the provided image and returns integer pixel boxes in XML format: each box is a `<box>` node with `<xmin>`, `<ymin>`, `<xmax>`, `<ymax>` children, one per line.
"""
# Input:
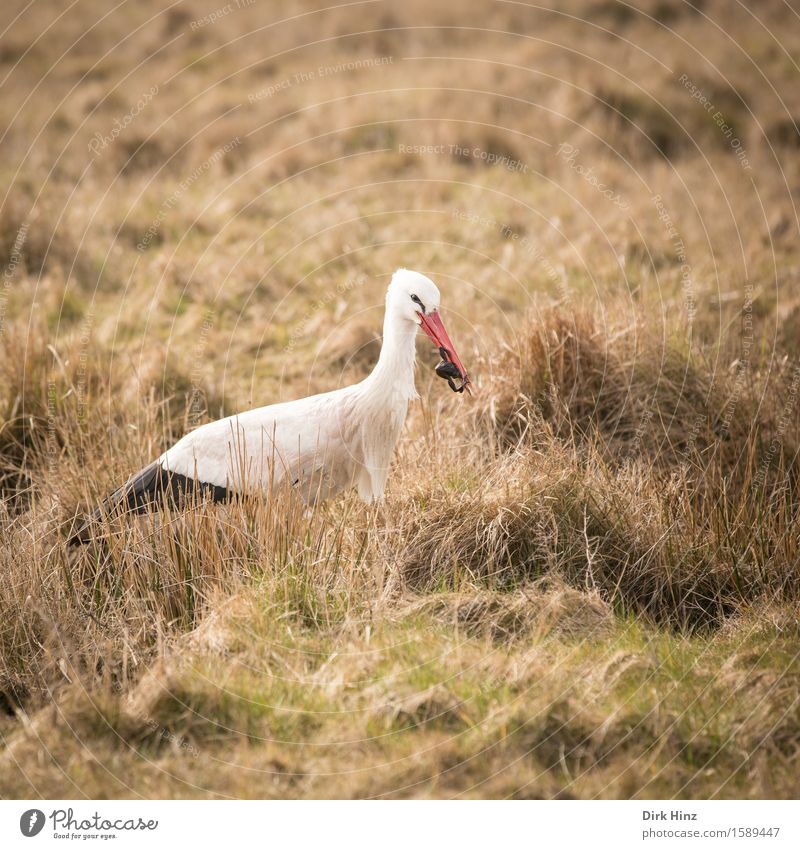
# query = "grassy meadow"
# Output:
<box><xmin>1</xmin><ymin>0</ymin><xmax>800</xmax><ymax>798</ymax></box>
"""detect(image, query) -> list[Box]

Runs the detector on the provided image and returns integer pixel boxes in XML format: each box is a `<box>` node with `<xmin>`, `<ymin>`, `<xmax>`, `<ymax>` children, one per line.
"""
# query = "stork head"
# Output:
<box><xmin>387</xmin><ymin>269</ymin><xmax>472</xmax><ymax>394</ymax></box>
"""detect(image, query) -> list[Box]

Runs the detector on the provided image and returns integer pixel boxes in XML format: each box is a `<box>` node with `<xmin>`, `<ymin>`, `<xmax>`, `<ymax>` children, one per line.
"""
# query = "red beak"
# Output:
<box><xmin>418</xmin><ymin>310</ymin><xmax>473</xmax><ymax>395</ymax></box>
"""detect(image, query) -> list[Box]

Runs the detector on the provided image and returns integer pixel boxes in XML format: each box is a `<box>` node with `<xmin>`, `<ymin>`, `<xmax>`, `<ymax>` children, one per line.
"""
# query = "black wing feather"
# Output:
<box><xmin>68</xmin><ymin>462</ymin><xmax>232</xmax><ymax>545</ymax></box>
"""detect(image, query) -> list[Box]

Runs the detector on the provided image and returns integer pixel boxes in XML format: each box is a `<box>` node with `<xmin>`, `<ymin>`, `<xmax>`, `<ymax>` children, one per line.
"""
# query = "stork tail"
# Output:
<box><xmin>68</xmin><ymin>462</ymin><xmax>231</xmax><ymax>546</ymax></box>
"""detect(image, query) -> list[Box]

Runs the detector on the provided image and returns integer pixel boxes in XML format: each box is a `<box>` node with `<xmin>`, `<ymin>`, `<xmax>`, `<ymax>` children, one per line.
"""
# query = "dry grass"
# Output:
<box><xmin>1</xmin><ymin>0</ymin><xmax>800</xmax><ymax>798</ymax></box>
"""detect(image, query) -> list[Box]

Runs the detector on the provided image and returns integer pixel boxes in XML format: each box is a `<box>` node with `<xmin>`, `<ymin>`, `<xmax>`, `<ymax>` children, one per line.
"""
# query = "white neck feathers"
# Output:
<box><xmin>360</xmin><ymin>302</ymin><xmax>419</xmax><ymax>402</ymax></box>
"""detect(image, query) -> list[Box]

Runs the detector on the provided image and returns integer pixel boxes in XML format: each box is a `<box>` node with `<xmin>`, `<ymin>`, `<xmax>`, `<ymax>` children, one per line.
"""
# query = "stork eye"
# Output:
<box><xmin>410</xmin><ymin>293</ymin><xmax>426</xmax><ymax>312</ymax></box>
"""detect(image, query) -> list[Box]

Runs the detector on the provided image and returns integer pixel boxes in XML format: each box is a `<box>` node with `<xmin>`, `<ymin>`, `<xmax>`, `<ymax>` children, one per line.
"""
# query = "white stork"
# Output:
<box><xmin>71</xmin><ymin>269</ymin><xmax>471</xmax><ymax>543</ymax></box>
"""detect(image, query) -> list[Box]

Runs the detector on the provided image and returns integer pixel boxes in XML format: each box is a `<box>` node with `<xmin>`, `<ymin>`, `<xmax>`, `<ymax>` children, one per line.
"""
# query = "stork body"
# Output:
<box><xmin>71</xmin><ymin>270</ymin><xmax>470</xmax><ymax>542</ymax></box>
<box><xmin>158</xmin><ymin>319</ymin><xmax>417</xmax><ymax>503</ymax></box>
